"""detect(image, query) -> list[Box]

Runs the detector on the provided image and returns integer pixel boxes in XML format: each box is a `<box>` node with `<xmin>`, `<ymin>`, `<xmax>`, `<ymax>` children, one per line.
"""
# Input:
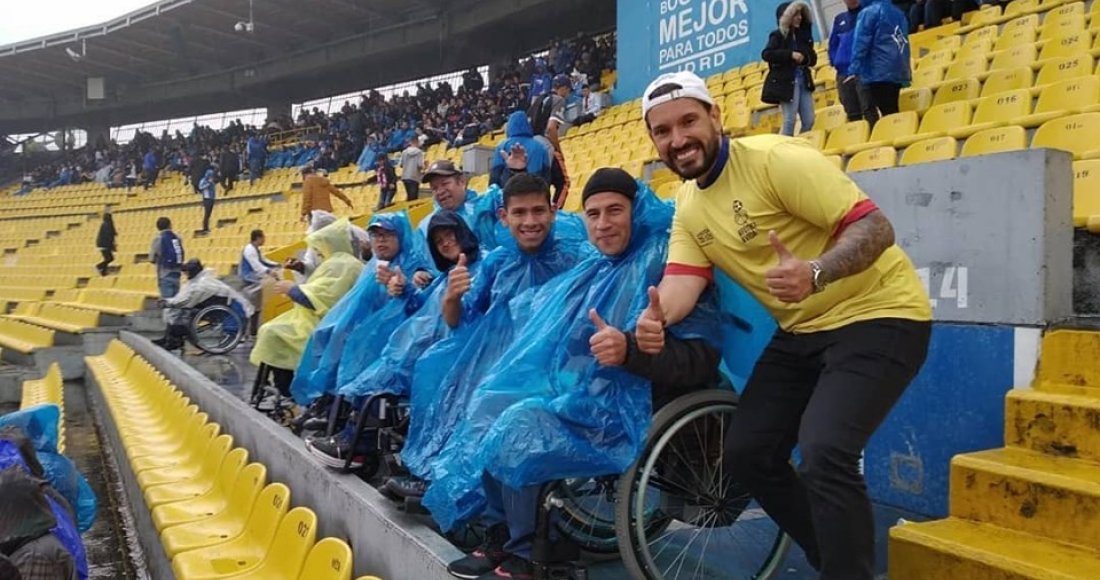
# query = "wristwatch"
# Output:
<box><xmin>810</xmin><ymin>260</ymin><xmax>827</xmax><ymax>294</ymax></box>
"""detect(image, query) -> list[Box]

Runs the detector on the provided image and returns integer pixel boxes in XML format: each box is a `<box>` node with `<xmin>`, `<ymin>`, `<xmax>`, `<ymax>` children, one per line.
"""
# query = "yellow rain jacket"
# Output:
<box><xmin>250</xmin><ymin>219</ymin><xmax>364</xmax><ymax>370</ymax></box>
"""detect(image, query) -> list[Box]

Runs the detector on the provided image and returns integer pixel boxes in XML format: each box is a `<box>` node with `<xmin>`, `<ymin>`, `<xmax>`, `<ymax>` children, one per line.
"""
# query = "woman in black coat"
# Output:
<box><xmin>762</xmin><ymin>1</ymin><xmax>817</xmax><ymax>136</ymax></box>
<box><xmin>95</xmin><ymin>212</ymin><xmax>117</xmax><ymax>276</ymax></box>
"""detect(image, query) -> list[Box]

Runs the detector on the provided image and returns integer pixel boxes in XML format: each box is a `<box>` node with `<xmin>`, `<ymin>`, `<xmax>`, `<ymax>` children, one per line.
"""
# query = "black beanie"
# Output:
<box><xmin>582</xmin><ymin>168</ymin><xmax>638</xmax><ymax>205</ymax></box>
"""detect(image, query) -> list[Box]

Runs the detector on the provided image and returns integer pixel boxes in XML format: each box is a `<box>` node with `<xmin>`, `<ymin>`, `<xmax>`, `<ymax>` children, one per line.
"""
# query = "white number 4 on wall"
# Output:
<box><xmin>916</xmin><ymin>266</ymin><xmax>968</xmax><ymax>309</ymax></box>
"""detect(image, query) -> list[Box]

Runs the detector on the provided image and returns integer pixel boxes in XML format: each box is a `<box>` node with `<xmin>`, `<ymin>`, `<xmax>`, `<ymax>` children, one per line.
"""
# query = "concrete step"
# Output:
<box><xmin>1007</xmin><ymin>387</ymin><xmax>1100</xmax><ymax>462</ymax></box>
<box><xmin>1036</xmin><ymin>330</ymin><xmax>1100</xmax><ymax>390</ymax></box>
<box><xmin>889</xmin><ymin>518</ymin><xmax>1100</xmax><ymax>579</ymax></box>
<box><xmin>950</xmin><ymin>448</ymin><xmax>1100</xmax><ymax>551</ymax></box>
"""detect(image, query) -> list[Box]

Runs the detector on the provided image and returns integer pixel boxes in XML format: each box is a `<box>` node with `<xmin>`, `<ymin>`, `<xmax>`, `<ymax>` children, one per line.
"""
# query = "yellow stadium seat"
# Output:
<box><xmin>1002</xmin><ymin>14</ymin><xmax>1040</xmax><ymax>36</ymax></box>
<box><xmin>822</xmin><ymin>121</ymin><xmax>870</xmax><ymax>156</ymax></box>
<box><xmin>957</xmin><ymin>38</ymin><xmax>994</xmax><ymax>62</ymax></box>
<box><xmin>844</xmin><ymin>112</ymin><xmax>918</xmax><ymax>155</ymax></box>
<box><xmin>1015</xmin><ymin>75</ymin><xmax>1100</xmax><ymax>127</ymax></box>
<box><xmin>981</xmin><ymin>67</ymin><xmax>1034</xmax><ymax>97</ymax></box>
<box><xmin>941</xmin><ymin>55</ymin><xmax>988</xmax><ymax>85</ymax></box>
<box><xmin>0</xmin><ymin>318</ymin><xmax>55</xmax><ymax>353</ymax></box>
<box><xmin>989</xmin><ymin>44</ymin><xmax>1038</xmax><ymax>73</ymax></box>
<box><xmin>959</xmin><ymin>6</ymin><xmax>1003</xmax><ymax>32</ymax></box>
<box><xmin>893</xmin><ymin>101</ymin><xmax>973</xmax><ymax>147</ymax></box>
<box><xmin>994</xmin><ymin>25</ymin><xmax>1038</xmax><ymax>51</ymax></box>
<box><xmin>963</xmin><ymin>25</ymin><xmax>999</xmax><ymax>47</ymax></box>
<box><xmin>150</xmin><ymin>450</ymin><xmax>252</xmax><ymax>530</ymax></box>
<box><xmin>209</xmin><ymin>507</ymin><xmax>317</xmax><ymax>580</ymax></box>
<box><xmin>846</xmin><ymin>147</ymin><xmax>898</xmax><ymax>172</ymax></box>
<box><xmin>1039</xmin><ymin>12</ymin><xmax>1086</xmax><ymax>40</ymax></box>
<box><xmin>1037</xmin><ymin>31</ymin><xmax>1090</xmax><ymax>64</ymax></box>
<box><xmin>933</xmin><ymin>78</ymin><xmax>981</xmax><ymax>106</ymax></box>
<box><xmin>911</xmin><ymin>66</ymin><xmax>946</xmax><ymax>89</ymax></box>
<box><xmin>1031</xmin><ymin>113</ymin><xmax>1100</xmax><ymax>159</ymax></box>
<box><xmin>170</xmin><ymin>484</ymin><xmax>292</xmax><ymax>579</ymax></box>
<box><xmin>930</xmin><ymin>34</ymin><xmax>963</xmax><ymax>53</ymax></box>
<box><xmin>948</xmin><ymin>90</ymin><xmax>1033</xmax><ymax>138</ymax></box>
<box><xmin>1002</xmin><ymin>0</ymin><xmax>1042</xmax><ymax>18</ymax></box>
<box><xmin>899</xmin><ymin>87</ymin><xmax>934</xmax><ymax>114</ymax></box>
<box><xmin>824</xmin><ymin>155</ymin><xmax>844</xmax><ymax>169</ymax></box>
<box><xmin>798</xmin><ymin>129</ymin><xmax>827</xmax><ymax>151</ymax></box>
<box><xmin>137</xmin><ymin>433</ymin><xmax>233</xmax><ymax>492</ymax></box>
<box><xmin>160</xmin><ymin>462</ymin><xmax>268</xmax><ymax>558</ymax></box>
<box><xmin>901</xmin><ymin>137</ymin><xmax>959</xmax><ymax>166</ymax></box>
<box><xmin>1073</xmin><ymin>159</ymin><xmax>1100</xmax><ymax>226</ymax></box>
<box><xmin>815</xmin><ymin>105</ymin><xmax>848</xmax><ymax>133</ymax></box>
<box><xmin>961</xmin><ymin>126</ymin><xmax>1029</xmax><ymax>157</ymax></box>
<box><xmin>918</xmin><ymin>49</ymin><xmax>955</xmax><ymax>71</ymax></box>
<box><xmin>1046</xmin><ymin>1</ymin><xmax>1086</xmax><ymax>26</ymax></box>
<box><xmin>297</xmin><ymin>538</ymin><xmax>353</xmax><ymax>580</ymax></box>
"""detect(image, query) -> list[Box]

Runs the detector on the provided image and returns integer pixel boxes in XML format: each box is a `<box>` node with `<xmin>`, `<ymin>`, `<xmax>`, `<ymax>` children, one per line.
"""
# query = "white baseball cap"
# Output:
<box><xmin>641</xmin><ymin>71</ymin><xmax>716</xmax><ymax>119</ymax></box>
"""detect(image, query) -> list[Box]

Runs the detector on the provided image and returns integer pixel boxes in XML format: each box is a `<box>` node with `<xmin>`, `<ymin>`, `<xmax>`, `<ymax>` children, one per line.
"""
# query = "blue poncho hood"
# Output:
<box><xmin>422</xmin><ymin>183</ymin><xmax>723</xmax><ymax>531</ymax></box>
<box><xmin>289</xmin><ymin>211</ymin><xmax>430</xmax><ymax>405</ymax></box>
<box><xmin>492</xmin><ymin>112</ymin><xmax>550</xmax><ymax>179</ymax></box>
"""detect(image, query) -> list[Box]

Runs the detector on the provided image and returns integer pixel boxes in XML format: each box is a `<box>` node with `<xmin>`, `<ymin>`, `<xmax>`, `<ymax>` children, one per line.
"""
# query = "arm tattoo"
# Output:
<box><xmin>817</xmin><ymin>210</ymin><xmax>895</xmax><ymax>283</ymax></box>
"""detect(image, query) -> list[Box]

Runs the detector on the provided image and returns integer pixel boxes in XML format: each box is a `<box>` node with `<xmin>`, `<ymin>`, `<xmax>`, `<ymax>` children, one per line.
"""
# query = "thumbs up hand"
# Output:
<box><xmin>589</xmin><ymin>309</ymin><xmax>627</xmax><ymax>367</ymax></box>
<box><xmin>635</xmin><ymin>286</ymin><xmax>667</xmax><ymax>355</ymax></box>
<box><xmin>764</xmin><ymin>230</ymin><xmax>813</xmax><ymax>303</ymax></box>
<box><xmin>445</xmin><ymin>252</ymin><xmax>472</xmax><ymax>301</ymax></box>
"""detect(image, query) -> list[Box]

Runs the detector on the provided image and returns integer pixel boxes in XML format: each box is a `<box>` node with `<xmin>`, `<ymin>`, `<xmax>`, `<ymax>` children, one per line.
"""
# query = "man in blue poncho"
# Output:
<box><xmin>380</xmin><ymin>174</ymin><xmax>589</xmax><ymax>501</ymax></box>
<box><xmin>289</xmin><ymin>210</ymin><xmax>433</xmax><ymax>408</ymax></box>
<box><xmin>428</xmin><ymin>169</ymin><xmax>725</xmax><ymax>580</ymax></box>
<box><xmin>490</xmin><ymin>112</ymin><xmax>552</xmax><ymax>188</ymax></box>
<box><xmin>307</xmin><ymin>210</ymin><xmax>483</xmax><ymax>468</ymax></box>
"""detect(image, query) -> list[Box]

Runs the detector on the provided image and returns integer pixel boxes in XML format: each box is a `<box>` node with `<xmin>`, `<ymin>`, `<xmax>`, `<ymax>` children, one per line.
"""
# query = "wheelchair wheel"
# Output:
<box><xmin>189</xmin><ymin>304</ymin><xmax>245</xmax><ymax>355</ymax></box>
<box><xmin>554</xmin><ymin>477</ymin><xmax>621</xmax><ymax>554</ymax></box>
<box><xmin>615</xmin><ymin>390</ymin><xmax>790</xmax><ymax>580</ymax></box>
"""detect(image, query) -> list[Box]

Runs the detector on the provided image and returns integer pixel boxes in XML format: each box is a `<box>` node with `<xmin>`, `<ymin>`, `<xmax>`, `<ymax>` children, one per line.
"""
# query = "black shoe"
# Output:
<box><xmin>477</xmin><ymin>555</ymin><xmax>534</xmax><ymax>580</ymax></box>
<box><xmin>447</xmin><ymin>524</ymin><xmax>509</xmax><ymax>579</ymax></box>
<box><xmin>305</xmin><ymin>436</ymin><xmax>365</xmax><ymax>469</ymax></box>
<box><xmin>383</xmin><ymin>476</ymin><xmax>428</xmax><ymax>499</ymax></box>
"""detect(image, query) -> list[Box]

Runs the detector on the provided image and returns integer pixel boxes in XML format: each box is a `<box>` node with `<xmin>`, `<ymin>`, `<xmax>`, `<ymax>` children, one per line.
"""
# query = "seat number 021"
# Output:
<box><xmin>915</xmin><ymin>265</ymin><xmax>967</xmax><ymax>309</ymax></box>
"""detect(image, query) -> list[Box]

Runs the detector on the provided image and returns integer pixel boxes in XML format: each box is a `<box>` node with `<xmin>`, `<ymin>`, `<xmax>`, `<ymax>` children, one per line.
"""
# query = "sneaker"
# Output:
<box><xmin>383</xmin><ymin>476</ymin><xmax>428</xmax><ymax>499</ymax></box>
<box><xmin>447</xmin><ymin>524</ymin><xmax>509</xmax><ymax>579</ymax></box>
<box><xmin>305</xmin><ymin>436</ymin><xmax>365</xmax><ymax>469</ymax></box>
<box><xmin>477</xmin><ymin>556</ymin><xmax>534</xmax><ymax>580</ymax></box>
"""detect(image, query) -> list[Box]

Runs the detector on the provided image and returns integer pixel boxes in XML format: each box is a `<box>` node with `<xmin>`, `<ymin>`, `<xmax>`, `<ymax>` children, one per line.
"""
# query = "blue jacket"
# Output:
<box><xmin>492</xmin><ymin>112</ymin><xmax>552</xmax><ymax>184</ymax></box>
<box><xmin>829</xmin><ymin>6</ymin><xmax>861</xmax><ymax>77</ymax></box>
<box><xmin>849</xmin><ymin>0</ymin><xmax>912</xmax><ymax>86</ymax></box>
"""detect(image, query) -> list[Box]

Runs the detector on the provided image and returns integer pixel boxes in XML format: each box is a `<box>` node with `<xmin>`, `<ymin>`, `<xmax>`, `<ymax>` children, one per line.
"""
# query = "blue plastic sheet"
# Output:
<box><xmin>0</xmin><ymin>405</ymin><xmax>97</xmax><ymax>534</ymax></box>
<box><xmin>422</xmin><ymin>183</ymin><xmax>714</xmax><ymax>531</ymax></box>
<box><xmin>290</xmin><ymin>211</ymin><xmax>431</xmax><ymax>405</ymax></box>
<box><xmin>492</xmin><ymin>112</ymin><xmax>552</xmax><ymax>183</ymax></box>
<box><xmin>416</xmin><ymin>190</ymin><xmax>483</xmax><ymax>244</ymax></box>
<box><xmin>402</xmin><ymin>215</ymin><xmax>591</xmax><ymax>480</ymax></box>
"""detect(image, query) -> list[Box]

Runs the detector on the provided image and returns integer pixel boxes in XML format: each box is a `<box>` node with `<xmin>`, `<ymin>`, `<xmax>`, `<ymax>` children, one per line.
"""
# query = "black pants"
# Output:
<box><xmin>202</xmin><ymin>198</ymin><xmax>215</xmax><ymax>231</ymax></box>
<box><xmin>401</xmin><ymin>179</ymin><xmax>419</xmax><ymax>202</ymax></box>
<box><xmin>376</xmin><ymin>187</ymin><xmax>396</xmax><ymax>210</ymax></box>
<box><xmin>223</xmin><ymin>173</ymin><xmax>237</xmax><ymax>191</ymax></box>
<box><xmin>724</xmin><ymin>318</ymin><xmax>931</xmax><ymax>580</ymax></box>
<box><xmin>96</xmin><ymin>249</ymin><xmax>114</xmax><ymax>273</ymax></box>
<box><xmin>863</xmin><ymin>82</ymin><xmax>901</xmax><ymax>128</ymax></box>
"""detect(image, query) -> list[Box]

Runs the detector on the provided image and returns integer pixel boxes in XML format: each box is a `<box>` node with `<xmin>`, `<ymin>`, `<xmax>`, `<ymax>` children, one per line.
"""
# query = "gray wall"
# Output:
<box><xmin>850</xmin><ymin>149</ymin><xmax>1074</xmax><ymax>325</ymax></box>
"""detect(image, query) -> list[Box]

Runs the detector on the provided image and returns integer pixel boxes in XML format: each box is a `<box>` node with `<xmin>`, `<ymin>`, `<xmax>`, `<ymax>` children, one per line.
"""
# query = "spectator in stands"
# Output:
<box><xmin>529</xmin><ymin>75</ymin><xmax>573</xmax><ymax>208</ymax></box>
<box><xmin>190</xmin><ymin>154</ymin><xmax>211</xmax><ymax>196</ymax></box>
<box><xmin>300</xmin><ymin>166</ymin><xmax>354</xmax><ymax>221</ymax></box>
<box><xmin>198</xmin><ymin>166</ymin><xmax>217</xmax><ymax>234</ymax></box>
<box><xmin>398</xmin><ymin>137</ymin><xmax>426</xmax><ymax>202</ymax></box>
<box><xmin>572</xmin><ymin>82</ymin><xmax>605</xmax><ymax>126</ymax></box>
<box><xmin>830</xmin><ymin>0</ymin><xmax>870</xmax><ymax>122</ymax></box>
<box><xmin>251</xmin><ymin>219</ymin><xmax>364</xmax><ymax>398</ymax></box>
<box><xmin>219</xmin><ymin>146</ymin><xmax>240</xmax><ymax>192</ymax></box>
<box><xmin>638</xmin><ymin>71</ymin><xmax>931</xmax><ymax>579</ymax></box>
<box><xmin>239</xmin><ymin>229</ymin><xmax>281</xmax><ymax>334</ymax></box>
<box><xmin>153</xmin><ymin>259</ymin><xmax>253</xmax><ymax>351</ymax></box>
<box><xmin>0</xmin><ymin>467</ymin><xmax>79</xmax><ymax>580</ymax></box>
<box><xmin>94</xmin><ymin>212</ymin><xmax>117</xmax><ymax>277</ymax></box>
<box><xmin>142</xmin><ymin>149</ymin><xmax>158</xmax><ymax>189</ymax></box>
<box><xmin>150</xmin><ymin>217</ymin><xmax>185</xmax><ymax>298</ymax></box>
<box><xmin>763</xmin><ymin>2</ymin><xmax>817</xmax><ymax>136</ymax></box>
<box><xmin>530</xmin><ymin>60</ymin><xmax>552</xmax><ymax>103</ymax></box>
<box><xmin>849</xmin><ymin>0</ymin><xmax>912</xmax><ymax>127</ymax></box>
<box><xmin>247</xmin><ymin>133</ymin><xmax>268</xmax><ymax>185</ymax></box>
<box><xmin>491</xmin><ymin>111</ymin><xmax>552</xmax><ymax>188</ymax></box>
<box><xmin>417</xmin><ymin>160</ymin><xmax>480</xmax><ymax>237</ymax></box>
<box><xmin>374</xmin><ymin>155</ymin><xmax>399</xmax><ymax>211</ymax></box>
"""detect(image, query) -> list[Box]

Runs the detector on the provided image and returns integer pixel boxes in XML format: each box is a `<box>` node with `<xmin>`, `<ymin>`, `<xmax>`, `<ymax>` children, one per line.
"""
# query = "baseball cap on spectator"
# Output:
<box><xmin>421</xmin><ymin>159</ymin><xmax>463</xmax><ymax>183</ymax></box>
<box><xmin>552</xmin><ymin>74</ymin><xmax>572</xmax><ymax>89</ymax></box>
<box><xmin>641</xmin><ymin>71</ymin><xmax>716</xmax><ymax>120</ymax></box>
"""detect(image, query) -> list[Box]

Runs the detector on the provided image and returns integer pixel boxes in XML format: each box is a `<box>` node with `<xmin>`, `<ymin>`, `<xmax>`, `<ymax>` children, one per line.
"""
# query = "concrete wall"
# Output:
<box><xmin>851</xmin><ymin>149</ymin><xmax>1074</xmax><ymax>326</ymax></box>
<box><xmin>119</xmin><ymin>332</ymin><xmax>460</xmax><ymax>580</ymax></box>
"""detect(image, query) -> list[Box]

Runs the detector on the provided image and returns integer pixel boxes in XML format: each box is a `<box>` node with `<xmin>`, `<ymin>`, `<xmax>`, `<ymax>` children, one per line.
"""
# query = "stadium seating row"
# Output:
<box><xmin>0</xmin><ymin>317</ymin><xmax>55</xmax><ymax>353</ymax></box>
<box><xmin>86</xmin><ymin>340</ymin><xmax>379</xmax><ymax>580</ymax></box>
<box><xmin>5</xmin><ymin>302</ymin><xmax>101</xmax><ymax>334</ymax></box>
<box><xmin>19</xmin><ymin>363</ymin><xmax>65</xmax><ymax>452</ymax></box>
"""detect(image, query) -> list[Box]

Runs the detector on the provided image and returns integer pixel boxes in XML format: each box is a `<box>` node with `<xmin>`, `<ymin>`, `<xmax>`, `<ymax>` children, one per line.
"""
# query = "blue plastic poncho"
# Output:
<box><xmin>417</xmin><ymin>189</ymin><xmax>482</xmax><ymax>243</ymax></box>
<box><xmin>471</xmin><ymin>185</ymin><xmax>509</xmax><ymax>249</ymax></box>
<box><xmin>0</xmin><ymin>455</ymin><xmax>89</xmax><ymax>580</ymax></box>
<box><xmin>290</xmin><ymin>211</ymin><xmax>431</xmax><ymax>405</ymax></box>
<box><xmin>402</xmin><ymin>214</ymin><xmax>591</xmax><ymax>480</ymax></box>
<box><xmin>492</xmin><ymin>112</ymin><xmax>552</xmax><ymax>183</ymax></box>
<box><xmin>423</xmin><ymin>184</ymin><xmax>719</xmax><ymax>531</ymax></box>
<box><xmin>336</xmin><ymin>210</ymin><xmax>484</xmax><ymax>399</ymax></box>
<box><xmin>0</xmin><ymin>405</ymin><xmax>97</xmax><ymax>534</ymax></box>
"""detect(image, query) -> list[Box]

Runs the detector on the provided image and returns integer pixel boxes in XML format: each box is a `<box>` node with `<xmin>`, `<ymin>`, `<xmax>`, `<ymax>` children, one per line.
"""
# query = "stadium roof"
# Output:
<box><xmin>0</xmin><ymin>0</ymin><xmax>614</xmax><ymax>134</ymax></box>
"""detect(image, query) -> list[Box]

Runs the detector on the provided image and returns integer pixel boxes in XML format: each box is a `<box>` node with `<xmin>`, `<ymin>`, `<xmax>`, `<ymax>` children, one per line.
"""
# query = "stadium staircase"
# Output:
<box><xmin>890</xmin><ymin>328</ymin><xmax>1100</xmax><ymax>578</ymax></box>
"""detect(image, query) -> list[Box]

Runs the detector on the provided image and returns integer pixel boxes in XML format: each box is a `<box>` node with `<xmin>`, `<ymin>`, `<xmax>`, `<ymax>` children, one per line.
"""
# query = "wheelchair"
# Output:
<box><xmin>161</xmin><ymin>297</ymin><xmax>247</xmax><ymax>355</ymax></box>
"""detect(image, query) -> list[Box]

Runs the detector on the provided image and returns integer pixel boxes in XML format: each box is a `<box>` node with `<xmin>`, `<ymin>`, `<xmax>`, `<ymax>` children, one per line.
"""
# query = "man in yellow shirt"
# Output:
<box><xmin>636</xmin><ymin>71</ymin><xmax>932</xmax><ymax>580</ymax></box>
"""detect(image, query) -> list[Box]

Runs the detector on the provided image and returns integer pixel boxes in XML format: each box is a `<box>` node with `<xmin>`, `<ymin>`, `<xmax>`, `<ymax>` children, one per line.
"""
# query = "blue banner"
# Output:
<box><xmin>615</xmin><ymin>0</ymin><xmax>788</xmax><ymax>101</ymax></box>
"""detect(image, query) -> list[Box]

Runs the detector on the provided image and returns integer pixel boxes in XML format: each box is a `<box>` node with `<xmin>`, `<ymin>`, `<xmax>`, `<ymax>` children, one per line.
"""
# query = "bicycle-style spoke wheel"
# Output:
<box><xmin>190</xmin><ymin>304</ymin><xmax>244</xmax><ymax>354</ymax></box>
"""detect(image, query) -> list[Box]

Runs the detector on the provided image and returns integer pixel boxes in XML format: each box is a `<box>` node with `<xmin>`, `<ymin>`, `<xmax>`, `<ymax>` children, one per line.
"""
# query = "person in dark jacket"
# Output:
<box><xmin>190</xmin><ymin>154</ymin><xmax>211</xmax><ymax>196</ymax></box>
<box><xmin>94</xmin><ymin>212</ymin><xmax>117</xmax><ymax>277</ymax></box>
<box><xmin>850</xmin><ymin>0</ymin><xmax>912</xmax><ymax>127</ymax></box>
<box><xmin>375</xmin><ymin>155</ymin><xmax>399</xmax><ymax>211</ymax></box>
<box><xmin>219</xmin><ymin>146</ymin><xmax>240</xmax><ymax>192</ymax></box>
<box><xmin>830</xmin><ymin>0</ymin><xmax>872</xmax><ymax>122</ymax></box>
<box><xmin>763</xmin><ymin>2</ymin><xmax>817</xmax><ymax>136</ymax></box>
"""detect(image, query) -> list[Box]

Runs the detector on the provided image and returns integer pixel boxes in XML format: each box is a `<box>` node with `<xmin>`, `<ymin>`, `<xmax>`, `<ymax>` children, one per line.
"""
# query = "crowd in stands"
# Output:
<box><xmin>9</xmin><ymin>32</ymin><xmax>615</xmax><ymax>198</ymax></box>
